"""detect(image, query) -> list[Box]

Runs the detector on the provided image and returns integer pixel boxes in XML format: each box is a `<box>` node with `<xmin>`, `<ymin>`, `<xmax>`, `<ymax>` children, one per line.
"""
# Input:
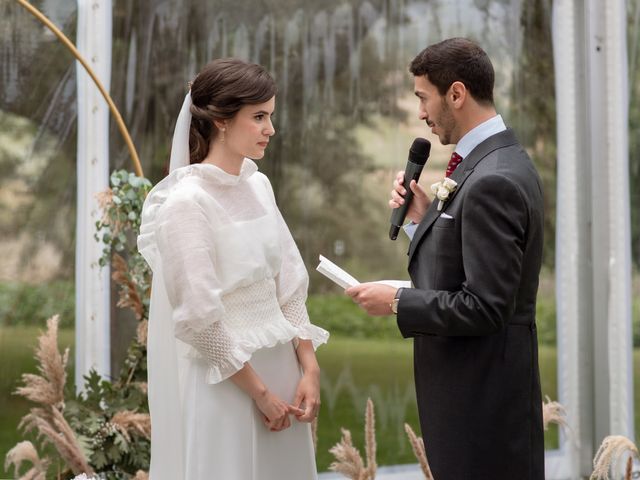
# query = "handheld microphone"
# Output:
<box><xmin>389</xmin><ymin>138</ymin><xmax>431</xmax><ymax>240</ymax></box>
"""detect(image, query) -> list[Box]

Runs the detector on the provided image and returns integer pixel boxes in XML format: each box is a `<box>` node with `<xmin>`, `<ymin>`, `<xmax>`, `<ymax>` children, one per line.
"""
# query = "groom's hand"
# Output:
<box><xmin>389</xmin><ymin>170</ymin><xmax>431</xmax><ymax>224</ymax></box>
<box><xmin>346</xmin><ymin>283</ymin><xmax>397</xmax><ymax>316</ymax></box>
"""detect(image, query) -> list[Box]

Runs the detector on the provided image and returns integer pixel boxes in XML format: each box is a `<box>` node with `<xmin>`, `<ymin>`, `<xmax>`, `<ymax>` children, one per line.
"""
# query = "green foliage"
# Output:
<box><xmin>66</xmin><ymin>169</ymin><xmax>153</xmax><ymax>476</ymax></box>
<box><xmin>65</xmin><ymin>371</ymin><xmax>150</xmax><ymax>478</ymax></box>
<box><xmin>5</xmin><ymin>170</ymin><xmax>154</xmax><ymax>478</ymax></box>
<box><xmin>95</xmin><ymin>170</ymin><xmax>152</xmax><ymax>389</ymax></box>
<box><xmin>0</xmin><ymin>281</ymin><xmax>74</xmax><ymax>328</ymax></box>
<box><xmin>310</xmin><ymin>292</ymin><xmax>560</xmax><ymax>346</ymax></box>
<box><xmin>95</xmin><ymin>170</ymin><xmax>151</xmax><ymax>263</ymax></box>
<box><xmin>535</xmin><ymin>295</ymin><xmax>556</xmax><ymax>346</ymax></box>
<box><xmin>308</xmin><ymin>294</ymin><xmax>402</xmax><ymax>339</ymax></box>
<box><xmin>632</xmin><ymin>298</ymin><xmax>640</xmax><ymax>348</ymax></box>
<box><xmin>95</xmin><ymin>169</ymin><xmax>153</xmax><ymax>325</ymax></box>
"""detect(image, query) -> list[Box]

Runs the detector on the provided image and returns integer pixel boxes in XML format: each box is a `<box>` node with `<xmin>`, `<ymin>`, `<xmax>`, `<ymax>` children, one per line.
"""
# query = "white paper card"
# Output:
<box><xmin>316</xmin><ymin>255</ymin><xmax>360</xmax><ymax>289</ymax></box>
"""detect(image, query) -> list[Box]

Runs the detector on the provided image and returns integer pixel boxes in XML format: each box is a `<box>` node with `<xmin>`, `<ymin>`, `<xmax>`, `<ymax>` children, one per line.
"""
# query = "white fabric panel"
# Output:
<box><xmin>549</xmin><ymin>1</ymin><xmax>634</xmax><ymax>478</ymax></box>
<box><xmin>550</xmin><ymin>1</ymin><xmax>582</xmax><ymax>478</ymax></box>
<box><xmin>75</xmin><ymin>0</ymin><xmax>112</xmax><ymax>389</ymax></box>
<box><xmin>604</xmin><ymin>0</ymin><xmax>634</xmax><ymax>440</ymax></box>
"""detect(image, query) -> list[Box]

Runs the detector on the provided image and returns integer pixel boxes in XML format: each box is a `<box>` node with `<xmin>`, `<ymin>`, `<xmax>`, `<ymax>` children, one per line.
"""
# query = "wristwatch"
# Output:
<box><xmin>390</xmin><ymin>288</ymin><xmax>404</xmax><ymax>314</ymax></box>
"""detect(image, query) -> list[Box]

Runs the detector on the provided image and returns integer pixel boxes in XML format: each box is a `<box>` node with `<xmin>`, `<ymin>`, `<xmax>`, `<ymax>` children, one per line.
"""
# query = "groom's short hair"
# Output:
<box><xmin>410</xmin><ymin>38</ymin><xmax>495</xmax><ymax>106</ymax></box>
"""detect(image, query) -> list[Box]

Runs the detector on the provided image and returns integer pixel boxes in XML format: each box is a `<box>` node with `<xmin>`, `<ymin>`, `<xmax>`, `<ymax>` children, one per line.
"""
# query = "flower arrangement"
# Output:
<box><xmin>430</xmin><ymin>178</ymin><xmax>458</xmax><ymax>211</ymax></box>
<box><xmin>5</xmin><ymin>170</ymin><xmax>152</xmax><ymax>480</ymax></box>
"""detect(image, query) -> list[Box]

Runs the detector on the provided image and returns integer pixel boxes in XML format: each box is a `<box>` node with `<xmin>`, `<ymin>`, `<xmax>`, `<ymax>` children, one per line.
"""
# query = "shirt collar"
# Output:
<box><xmin>454</xmin><ymin>114</ymin><xmax>506</xmax><ymax>158</ymax></box>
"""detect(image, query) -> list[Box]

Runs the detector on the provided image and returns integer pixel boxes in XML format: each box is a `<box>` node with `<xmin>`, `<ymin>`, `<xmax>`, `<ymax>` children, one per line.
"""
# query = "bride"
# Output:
<box><xmin>137</xmin><ymin>58</ymin><xmax>329</xmax><ymax>479</ymax></box>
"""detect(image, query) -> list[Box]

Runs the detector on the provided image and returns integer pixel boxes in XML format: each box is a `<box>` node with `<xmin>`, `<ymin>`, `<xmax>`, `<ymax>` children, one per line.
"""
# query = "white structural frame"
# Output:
<box><xmin>75</xmin><ymin>0</ymin><xmax>112</xmax><ymax>390</ymax></box>
<box><xmin>548</xmin><ymin>0</ymin><xmax>633</xmax><ymax>478</ymax></box>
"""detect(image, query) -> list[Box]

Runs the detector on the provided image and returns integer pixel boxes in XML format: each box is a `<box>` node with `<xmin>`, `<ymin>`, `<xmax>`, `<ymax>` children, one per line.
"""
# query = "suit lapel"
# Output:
<box><xmin>407</xmin><ymin>129</ymin><xmax>519</xmax><ymax>263</ymax></box>
<box><xmin>407</xmin><ymin>166</ymin><xmax>472</xmax><ymax>260</ymax></box>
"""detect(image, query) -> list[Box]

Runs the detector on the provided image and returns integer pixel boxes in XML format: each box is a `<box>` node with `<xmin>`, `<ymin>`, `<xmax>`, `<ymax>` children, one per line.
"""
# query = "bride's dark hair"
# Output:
<box><xmin>188</xmin><ymin>59</ymin><xmax>277</xmax><ymax>164</ymax></box>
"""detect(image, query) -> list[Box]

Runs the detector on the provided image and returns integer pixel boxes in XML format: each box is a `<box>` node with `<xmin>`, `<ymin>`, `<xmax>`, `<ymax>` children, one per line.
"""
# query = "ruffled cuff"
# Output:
<box><xmin>281</xmin><ymin>296</ymin><xmax>329</xmax><ymax>349</ymax></box>
<box><xmin>192</xmin><ymin>319</ymin><xmax>327</xmax><ymax>384</ymax></box>
<box><xmin>294</xmin><ymin>323</ymin><xmax>330</xmax><ymax>350</ymax></box>
<box><xmin>191</xmin><ymin>321</ymin><xmax>250</xmax><ymax>384</ymax></box>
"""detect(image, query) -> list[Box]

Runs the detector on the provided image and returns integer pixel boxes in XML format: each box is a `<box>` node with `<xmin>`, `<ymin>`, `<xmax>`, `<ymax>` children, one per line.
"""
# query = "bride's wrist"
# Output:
<box><xmin>250</xmin><ymin>385</ymin><xmax>268</xmax><ymax>401</ymax></box>
<box><xmin>302</xmin><ymin>366</ymin><xmax>320</xmax><ymax>378</ymax></box>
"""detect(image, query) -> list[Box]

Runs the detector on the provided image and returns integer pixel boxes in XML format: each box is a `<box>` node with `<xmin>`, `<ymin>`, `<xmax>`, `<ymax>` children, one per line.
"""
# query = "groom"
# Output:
<box><xmin>346</xmin><ymin>38</ymin><xmax>545</xmax><ymax>479</ymax></box>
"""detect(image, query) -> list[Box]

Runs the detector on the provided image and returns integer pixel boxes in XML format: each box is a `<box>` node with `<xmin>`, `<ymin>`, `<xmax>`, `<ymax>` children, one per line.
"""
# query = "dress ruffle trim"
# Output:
<box><xmin>200</xmin><ymin>320</ymin><xmax>329</xmax><ymax>384</ymax></box>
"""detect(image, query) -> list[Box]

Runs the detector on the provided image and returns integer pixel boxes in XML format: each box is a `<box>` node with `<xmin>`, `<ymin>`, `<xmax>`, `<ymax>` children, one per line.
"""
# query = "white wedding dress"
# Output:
<box><xmin>137</xmin><ymin>159</ymin><xmax>329</xmax><ymax>480</ymax></box>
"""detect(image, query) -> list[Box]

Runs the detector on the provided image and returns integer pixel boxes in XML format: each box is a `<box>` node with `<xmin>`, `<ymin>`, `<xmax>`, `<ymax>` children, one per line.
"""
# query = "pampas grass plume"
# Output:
<box><xmin>4</xmin><ymin>441</ymin><xmax>49</xmax><ymax>479</ymax></box>
<box><xmin>404</xmin><ymin>423</ymin><xmax>433</xmax><ymax>480</ymax></box>
<box><xmin>364</xmin><ymin>398</ymin><xmax>377</xmax><ymax>478</ymax></box>
<box><xmin>110</xmin><ymin>411</ymin><xmax>151</xmax><ymax>442</ymax></box>
<box><xmin>591</xmin><ymin>435</ymin><xmax>639</xmax><ymax>480</ymax></box>
<box><xmin>112</xmin><ymin>253</ymin><xmax>144</xmax><ymax>321</ymax></box>
<box><xmin>542</xmin><ymin>396</ymin><xmax>569</xmax><ymax>431</ymax></box>
<box><xmin>137</xmin><ymin>319</ymin><xmax>148</xmax><ymax>346</ymax></box>
<box><xmin>329</xmin><ymin>428</ymin><xmax>366</xmax><ymax>480</ymax></box>
<box><xmin>14</xmin><ymin>317</ymin><xmax>94</xmax><ymax>476</ymax></box>
<box><xmin>15</xmin><ymin>315</ymin><xmax>68</xmax><ymax>408</ymax></box>
<box><xmin>329</xmin><ymin>397</ymin><xmax>378</xmax><ymax>480</ymax></box>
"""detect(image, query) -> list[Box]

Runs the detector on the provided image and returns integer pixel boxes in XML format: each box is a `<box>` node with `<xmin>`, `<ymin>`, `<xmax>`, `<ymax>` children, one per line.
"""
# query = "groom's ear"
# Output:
<box><xmin>448</xmin><ymin>81</ymin><xmax>467</xmax><ymax>109</ymax></box>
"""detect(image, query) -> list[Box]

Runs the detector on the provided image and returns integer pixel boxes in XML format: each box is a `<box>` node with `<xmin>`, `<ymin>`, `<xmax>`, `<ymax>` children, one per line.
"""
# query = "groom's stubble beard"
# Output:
<box><xmin>436</xmin><ymin>96</ymin><xmax>457</xmax><ymax>146</ymax></box>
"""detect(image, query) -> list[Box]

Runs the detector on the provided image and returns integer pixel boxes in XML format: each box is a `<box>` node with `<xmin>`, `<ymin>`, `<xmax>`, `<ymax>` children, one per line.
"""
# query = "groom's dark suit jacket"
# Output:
<box><xmin>397</xmin><ymin>129</ymin><xmax>545</xmax><ymax>480</ymax></box>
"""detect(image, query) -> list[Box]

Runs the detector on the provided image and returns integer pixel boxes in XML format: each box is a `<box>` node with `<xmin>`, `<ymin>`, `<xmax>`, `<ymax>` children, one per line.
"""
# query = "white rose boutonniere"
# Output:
<box><xmin>430</xmin><ymin>177</ymin><xmax>458</xmax><ymax>211</ymax></box>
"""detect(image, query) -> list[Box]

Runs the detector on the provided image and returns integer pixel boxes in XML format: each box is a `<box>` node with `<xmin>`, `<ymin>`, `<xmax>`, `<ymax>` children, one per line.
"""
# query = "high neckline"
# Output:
<box><xmin>176</xmin><ymin>158</ymin><xmax>259</xmax><ymax>186</ymax></box>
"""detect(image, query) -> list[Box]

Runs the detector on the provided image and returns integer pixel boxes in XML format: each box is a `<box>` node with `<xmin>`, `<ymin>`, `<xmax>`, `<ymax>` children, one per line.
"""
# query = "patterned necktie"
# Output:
<box><xmin>445</xmin><ymin>152</ymin><xmax>463</xmax><ymax>177</ymax></box>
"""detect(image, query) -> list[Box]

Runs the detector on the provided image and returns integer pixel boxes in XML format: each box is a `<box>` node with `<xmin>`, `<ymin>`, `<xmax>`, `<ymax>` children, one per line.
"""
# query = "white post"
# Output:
<box><xmin>601</xmin><ymin>0</ymin><xmax>633</xmax><ymax>442</ymax></box>
<box><xmin>549</xmin><ymin>0</ymin><xmax>633</xmax><ymax>478</ymax></box>
<box><xmin>550</xmin><ymin>1</ymin><xmax>587</xmax><ymax>476</ymax></box>
<box><xmin>585</xmin><ymin>0</ymin><xmax>634</xmax><ymax>446</ymax></box>
<box><xmin>75</xmin><ymin>0</ymin><xmax>112</xmax><ymax>389</ymax></box>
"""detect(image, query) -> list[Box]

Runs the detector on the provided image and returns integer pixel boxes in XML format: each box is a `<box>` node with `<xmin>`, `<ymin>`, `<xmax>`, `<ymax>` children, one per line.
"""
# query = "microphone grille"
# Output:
<box><xmin>409</xmin><ymin>138</ymin><xmax>431</xmax><ymax>165</ymax></box>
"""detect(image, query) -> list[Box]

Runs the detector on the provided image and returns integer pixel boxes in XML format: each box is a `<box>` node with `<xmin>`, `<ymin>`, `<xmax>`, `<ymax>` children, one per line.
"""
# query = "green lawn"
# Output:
<box><xmin>315</xmin><ymin>337</ymin><xmax>559</xmax><ymax>470</ymax></box>
<box><xmin>0</xmin><ymin>327</ymin><xmax>560</xmax><ymax>474</ymax></box>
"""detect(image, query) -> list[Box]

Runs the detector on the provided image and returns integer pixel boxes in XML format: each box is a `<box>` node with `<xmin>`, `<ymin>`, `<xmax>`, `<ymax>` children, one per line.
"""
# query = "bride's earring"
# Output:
<box><xmin>220</xmin><ymin>128</ymin><xmax>226</xmax><ymax>143</ymax></box>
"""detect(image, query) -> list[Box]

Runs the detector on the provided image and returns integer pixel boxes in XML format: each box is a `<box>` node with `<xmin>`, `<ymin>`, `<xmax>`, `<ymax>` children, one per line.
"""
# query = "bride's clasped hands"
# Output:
<box><xmin>292</xmin><ymin>368</ymin><xmax>321</xmax><ymax>423</ymax></box>
<box><xmin>253</xmin><ymin>368</ymin><xmax>320</xmax><ymax>432</ymax></box>
<box><xmin>254</xmin><ymin>388</ymin><xmax>304</xmax><ymax>432</ymax></box>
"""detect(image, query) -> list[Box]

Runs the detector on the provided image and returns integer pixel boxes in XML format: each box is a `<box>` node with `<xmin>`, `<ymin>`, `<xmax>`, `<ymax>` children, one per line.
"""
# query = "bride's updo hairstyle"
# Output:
<box><xmin>188</xmin><ymin>58</ymin><xmax>277</xmax><ymax>164</ymax></box>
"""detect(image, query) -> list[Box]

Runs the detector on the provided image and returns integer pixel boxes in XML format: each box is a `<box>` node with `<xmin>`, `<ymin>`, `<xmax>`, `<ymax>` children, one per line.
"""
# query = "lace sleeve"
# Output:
<box><xmin>279</xmin><ymin>296</ymin><xmax>309</xmax><ymax>328</ymax></box>
<box><xmin>191</xmin><ymin>321</ymin><xmax>250</xmax><ymax>383</ymax></box>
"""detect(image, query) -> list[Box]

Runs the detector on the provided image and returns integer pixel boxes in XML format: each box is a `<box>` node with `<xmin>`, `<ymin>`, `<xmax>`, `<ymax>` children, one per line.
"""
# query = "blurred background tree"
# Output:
<box><xmin>1</xmin><ymin>0</ymin><xmax>566</xmax><ymax>290</ymax></box>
